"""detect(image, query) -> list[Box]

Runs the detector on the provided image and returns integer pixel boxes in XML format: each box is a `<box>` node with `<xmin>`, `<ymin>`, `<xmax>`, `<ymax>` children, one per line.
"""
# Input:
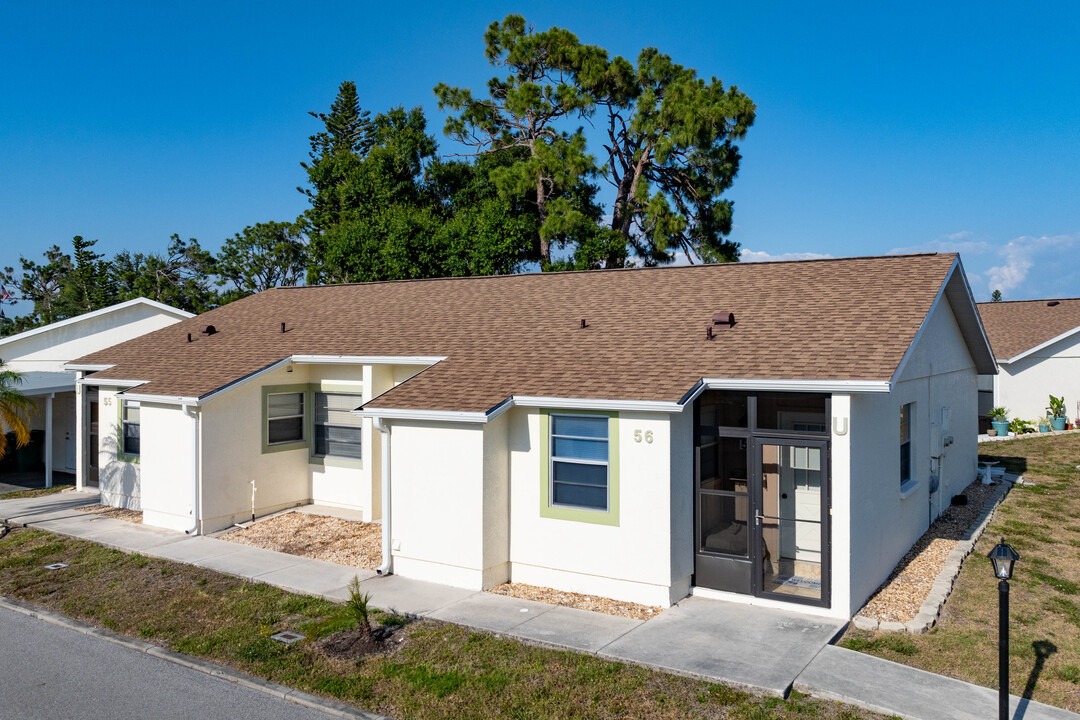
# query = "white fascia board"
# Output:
<box><xmin>1002</xmin><ymin>325</ymin><xmax>1080</xmax><ymax>364</ymax></box>
<box><xmin>948</xmin><ymin>256</ymin><xmax>997</xmax><ymax>373</ymax></box>
<box><xmin>116</xmin><ymin>392</ymin><xmax>201</xmax><ymax>406</ymax></box>
<box><xmin>353</xmin><ymin>407</ymin><xmax>490</xmax><ymax>424</ymax></box>
<box><xmin>0</xmin><ymin>298</ymin><xmax>193</xmax><ymax>348</ymax></box>
<box><xmin>76</xmin><ymin>377</ymin><xmax>147</xmax><ymax>389</ymax></box>
<box><xmin>889</xmin><ymin>258</ymin><xmax>954</xmax><ymax>385</ymax></box>
<box><xmin>64</xmin><ymin>363</ymin><xmax>115</xmax><ymax>372</ymax></box>
<box><xmin>290</xmin><ymin>354</ymin><xmax>445</xmax><ymax>366</ymax></box>
<box><xmin>682</xmin><ymin>378</ymin><xmax>892</xmax><ymax>405</ymax></box>
<box><xmin>510</xmin><ymin>396</ymin><xmax>685</xmax><ymax>414</ymax></box>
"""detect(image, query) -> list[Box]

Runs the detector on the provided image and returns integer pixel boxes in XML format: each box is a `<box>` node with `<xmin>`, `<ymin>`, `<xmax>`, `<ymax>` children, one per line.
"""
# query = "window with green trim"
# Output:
<box><xmin>121</xmin><ymin>400</ymin><xmax>140</xmax><ymax>456</ymax></box>
<box><xmin>550</xmin><ymin>414</ymin><xmax>609</xmax><ymax>511</ymax></box>
<box><xmin>267</xmin><ymin>392</ymin><xmax>304</xmax><ymax>445</ymax></box>
<box><xmin>313</xmin><ymin>392</ymin><xmax>363</xmax><ymax>460</ymax></box>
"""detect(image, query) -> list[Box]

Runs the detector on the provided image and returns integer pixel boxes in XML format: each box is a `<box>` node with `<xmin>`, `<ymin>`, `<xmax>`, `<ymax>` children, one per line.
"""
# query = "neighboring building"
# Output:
<box><xmin>977</xmin><ymin>298</ymin><xmax>1080</xmax><ymax>426</ymax></box>
<box><xmin>0</xmin><ymin>299</ymin><xmax>194</xmax><ymax>488</ymax></box>
<box><xmin>67</xmin><ymin>253</ymin><xmax>995</xmax><ymax>619</ymax></box>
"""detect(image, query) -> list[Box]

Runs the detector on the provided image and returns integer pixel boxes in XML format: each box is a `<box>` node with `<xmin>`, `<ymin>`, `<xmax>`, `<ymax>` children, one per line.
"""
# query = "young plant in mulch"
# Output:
<box><xmin>319</xmin><ymin>576</ymin><xmax>411</xmax><ymax>660</ymax></box>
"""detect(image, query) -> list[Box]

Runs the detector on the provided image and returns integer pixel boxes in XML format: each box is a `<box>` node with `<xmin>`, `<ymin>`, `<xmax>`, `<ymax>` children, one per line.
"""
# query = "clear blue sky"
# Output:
<box><xmin>2</xmin><ymin>1</ymin><xmax>1078</xmax><ymax>307</ymax></box>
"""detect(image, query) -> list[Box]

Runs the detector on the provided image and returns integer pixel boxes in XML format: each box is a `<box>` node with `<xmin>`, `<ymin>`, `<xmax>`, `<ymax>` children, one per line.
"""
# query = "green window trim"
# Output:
<box><xmin>539</xmin><ymin>409</ymin><xmax>619</xmax><ymax>527</ymax></box>
<box><xmin>261</xmin><ymin>384</ymin><xmax>311</xmax><ymax>454</ymax></box>
<box><xmin>116</xmin><ymin>398</ymin><xmax>140</xmax><ymax>464</ymax></box>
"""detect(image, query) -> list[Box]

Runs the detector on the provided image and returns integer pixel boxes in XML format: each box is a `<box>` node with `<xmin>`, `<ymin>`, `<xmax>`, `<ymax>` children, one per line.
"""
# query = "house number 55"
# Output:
<box><xmin>633</xmin><ymin>429</ymin><xmax>654</xmax><ymax>444</ymax></box>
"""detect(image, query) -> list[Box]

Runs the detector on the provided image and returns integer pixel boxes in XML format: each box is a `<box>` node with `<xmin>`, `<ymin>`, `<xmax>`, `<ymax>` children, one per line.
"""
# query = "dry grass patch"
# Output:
<box><xmin>0</xmin><ymin>527</ymin><xmax>890</xmax><ymax>720</ymax></box>
<box><xmin>76</xmin><ymin>504</ymin><xmax>143</xmax><ymax>523</ymax></box>
<box><xmin>0</xmin><ymin>481</ymin><xmax>75</xmax><ymax>499</ymax></box>
<box><xmin>221</xmin><ymin>511</ymin><xmax>381</xmax><ymax>569</ymax></box>
<box><xmin>488</xmin><ymin>582</ymin><xmax>662</xmax><ymax>621</ymax></box>
<box><xmin>840</xmin><ymin>434</ymin><xmax>1080</xmax><ymax>713</ymax></box>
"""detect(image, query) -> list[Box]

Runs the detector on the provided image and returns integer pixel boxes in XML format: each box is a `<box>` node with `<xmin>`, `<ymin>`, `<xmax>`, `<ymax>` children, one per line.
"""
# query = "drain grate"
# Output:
<box><xmin>43</xmin><ymin>563</ymin><xmax>69</xmax><ymax>571</ymax></box>
<box><xmin>270</xmin><ymin>630</ymin><xmax>305</xmax><ymax>644</ymax></box>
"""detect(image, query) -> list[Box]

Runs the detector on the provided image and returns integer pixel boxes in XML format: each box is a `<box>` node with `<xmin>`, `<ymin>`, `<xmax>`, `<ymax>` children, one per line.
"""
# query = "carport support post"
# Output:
<box><xmin>44</xmin><ymin>393</ymin><xmax>54</xmax><ymax>489</ymax></box>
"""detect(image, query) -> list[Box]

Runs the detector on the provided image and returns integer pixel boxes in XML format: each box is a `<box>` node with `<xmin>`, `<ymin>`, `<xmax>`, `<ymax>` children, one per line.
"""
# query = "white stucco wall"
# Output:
<box><xmin>847</xmin><ymin>295</ymin><xmax>978</xmax><ymax>614</ymax></box>
<box><xmin>388</xmin><ymin>419</ymin><xmax>490</xmax><ymax>588</ymax></box>
<box><xmin>96</xmin><ymin>387</ymin><xmax>141</xmax><ymax>510</ymax></box>
<box><xmin>1</xmin><ymin>302</ymin><xmax>188</xmax><ymax>373</ymax></box>
<box><xmin>198</xmin><ymin>365</ymin><xmax>312</xmax><ymax>532</ymax></box>
<box><xmin>993</xmin><ymin>331</ymin><xmax>1080</xmax><ymax>423</ymax></box>
<box><xmin>140</xmin><ymin>402</ymin><xmax>197</xmax><ymax>531</ymax></box>
<box><xmin>508</xmin><ymin>409</ymin><xmax>681</xmax><ymax>607</ymax></box>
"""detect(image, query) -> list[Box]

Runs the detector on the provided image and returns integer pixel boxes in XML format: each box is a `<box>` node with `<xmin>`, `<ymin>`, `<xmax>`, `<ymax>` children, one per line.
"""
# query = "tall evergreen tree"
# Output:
<box><xmin>217</xmin><ymin>220</ymin><xmax>307</xmax><ymax>300</ymax></box>
<box><xmin>56</xmin><ymin>236</ymin><xmax>116</xmax><ymax>316</ymax></box>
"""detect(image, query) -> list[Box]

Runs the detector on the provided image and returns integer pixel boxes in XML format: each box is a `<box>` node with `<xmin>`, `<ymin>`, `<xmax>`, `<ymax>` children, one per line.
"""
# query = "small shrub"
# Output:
<box><xmin>345</xmin><ymin>576</ymin><xmax>373</xmax><ymax>635</ymax></box>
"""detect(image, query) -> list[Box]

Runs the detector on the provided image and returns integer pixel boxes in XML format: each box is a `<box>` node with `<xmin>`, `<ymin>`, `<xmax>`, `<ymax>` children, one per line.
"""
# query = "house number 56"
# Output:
<box><xmin>633</xmin><ymin>429</ymin><xmax>654</xmax><ymax>444</ymax></box>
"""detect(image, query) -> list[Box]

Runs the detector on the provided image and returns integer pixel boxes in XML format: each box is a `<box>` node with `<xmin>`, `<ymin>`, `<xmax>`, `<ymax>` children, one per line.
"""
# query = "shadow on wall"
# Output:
<box><xmin>100</xmin><ymin>459</ymin><xmax>140</xmax><ymax>510</ymax></box>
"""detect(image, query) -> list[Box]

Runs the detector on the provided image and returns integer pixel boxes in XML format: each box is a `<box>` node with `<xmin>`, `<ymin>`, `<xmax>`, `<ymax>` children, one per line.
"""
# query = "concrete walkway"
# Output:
<box><xmin>3</xmin><ymin>490</ymin><xmax>1078</xmax><ymax>718</ymax></box>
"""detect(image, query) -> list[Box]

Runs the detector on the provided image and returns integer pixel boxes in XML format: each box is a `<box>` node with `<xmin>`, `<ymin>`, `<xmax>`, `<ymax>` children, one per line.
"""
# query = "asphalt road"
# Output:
<box><xmin>0</xmin><ymin>605</ymin><xmax>345</xmax><ymax>720</ymax></box>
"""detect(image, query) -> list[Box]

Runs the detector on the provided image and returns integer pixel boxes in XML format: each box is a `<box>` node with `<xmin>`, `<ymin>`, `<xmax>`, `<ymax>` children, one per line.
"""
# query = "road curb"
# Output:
<box><xmin>0</xmin><ymin>595</ymin><xmax>390</xmax><ymax>720</ymax></box>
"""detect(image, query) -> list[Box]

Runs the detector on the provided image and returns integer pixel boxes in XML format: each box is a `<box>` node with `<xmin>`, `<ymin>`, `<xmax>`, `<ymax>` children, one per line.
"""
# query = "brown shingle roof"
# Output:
<box><xmin>74</xmin><ymin>253</ymin><xmax>958</xmax><ymax>412</ymax></box>
<box><xmin>977</xmin><ymin>298</ymin><xmax>1080</xmax><ymax>361</ymax></box>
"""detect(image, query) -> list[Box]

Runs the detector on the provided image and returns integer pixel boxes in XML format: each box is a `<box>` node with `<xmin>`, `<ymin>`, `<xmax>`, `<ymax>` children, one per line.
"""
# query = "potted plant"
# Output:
<box><xmin>1009</xmin><ymin>417</ymin><xmax>1035</xmax><ymax>435</ymax></box>
<box><xmin>1038</xmin><ymin>415</ymin><xmax>1051</xmax><ymax>433</ymax></box>
<box><xmin>990</xmin><ymin>407</ymin><xmax>1010</xmax><ymax>437</ymax></box>
<box><xmin>1048</xmin><ymin>395</ymin><xmax>1067</xmax><ymax>431</ymax></box>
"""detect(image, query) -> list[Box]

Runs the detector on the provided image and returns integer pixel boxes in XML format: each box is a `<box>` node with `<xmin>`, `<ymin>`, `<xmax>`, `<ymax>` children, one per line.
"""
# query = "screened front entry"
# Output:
<box><xmin>695</xmin><ymin>391</ymin><xmax>831</xmax><ymax>608</ymax></box>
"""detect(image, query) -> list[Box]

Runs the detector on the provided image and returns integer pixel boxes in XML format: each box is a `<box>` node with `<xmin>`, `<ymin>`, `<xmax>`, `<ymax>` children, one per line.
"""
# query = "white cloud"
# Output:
<box><xmin>984</xmin><ymin>233</ymin><xmax>1080</xmax><ymax>294</ymax></box>
<box><xmin>739</xmin><ymin>249</ymin><xmax>833</xmax><ymax>263</ymax></box>
<box><xmin>887</xmin><ymin>232</ymin><xmax>991</xmax><ymax>256</ymax></box>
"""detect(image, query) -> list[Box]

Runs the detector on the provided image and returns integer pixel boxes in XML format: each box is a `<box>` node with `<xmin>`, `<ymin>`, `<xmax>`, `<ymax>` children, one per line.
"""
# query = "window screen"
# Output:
<box><xmin>314</xmin><ymin>392</ymin><xmax>363</xmax><ymax>459</ymax></box>
<box><xmin>122</xmin><ymin>400</ymin><xmax>140</xmax><ymax>456</ymax></box>
<box><xmin>267</xmin><ymin>392</ymin><xmax>304</xmax><ymax>444</ymax></box>
<box><xmin>550</xmin><ymin>414</ymin><xmax>609</xmax><ymax>510</ymax></box>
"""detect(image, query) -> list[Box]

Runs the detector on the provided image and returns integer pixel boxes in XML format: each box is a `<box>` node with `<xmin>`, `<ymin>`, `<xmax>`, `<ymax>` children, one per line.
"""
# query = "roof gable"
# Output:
<box><xmin>73</xmin><ymin>254</ymin><xmax>968</xmax><ymax>412</ymax></box>
<box><xmin>0</xmin><ymin>298</ymin><xmax>194</xmax><ymax>350</ymax></box>
<box><xmin>977</xmin><ymin>298</ymin><xmax>1080</xmax><ymax>363</ymax></box>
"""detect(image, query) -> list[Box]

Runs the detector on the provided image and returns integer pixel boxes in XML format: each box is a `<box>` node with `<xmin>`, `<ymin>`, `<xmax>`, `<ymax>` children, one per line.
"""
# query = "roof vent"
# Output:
<box><xmin>1047</xmin><ymin>301</ymin><xmax>1060</xmax><ymax>307</ymax></box>
<box><xmin>199</xmin><ymin>324</ymin><xmax>217</xmax><ymax>336</ymax></box>
<box><xmin>712</xmin><ymin>312</ymin><xmax>736</xmax><ymax>326</ymax></box>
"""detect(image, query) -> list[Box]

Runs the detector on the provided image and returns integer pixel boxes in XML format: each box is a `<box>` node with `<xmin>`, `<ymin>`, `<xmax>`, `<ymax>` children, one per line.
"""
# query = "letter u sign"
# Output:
<box><xmin>832</xmin><ymin>417</ymin><xmax>849</xmax><ymax>436</ymax></box>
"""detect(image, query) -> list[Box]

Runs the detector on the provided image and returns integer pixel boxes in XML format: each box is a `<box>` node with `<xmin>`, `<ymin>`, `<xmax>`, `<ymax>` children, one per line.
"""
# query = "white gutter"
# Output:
<box><xmin>64</xmin><ymin>363</ymin><xmax>116</xmax><ymax>372</ymax></box>
<box><xmin>182</xmin><ymin>403</ymin><xmax>201</xmax><ymax>535</ymax></box>
<box><xmin>1000</xmin><ymin>324</ymin><xmax>1080</xmax><ymax>365</ymax></box>
<box><xmin>680</xmin><ymin>378</ymin><xmax>892</xmax><ymax>405</ymax></box>
<box><xmin>118</xmin><ymin>392</ymin><xmax>201</xmax><ymax>406</ymax></box>
<box><xmin>290</xmin><ymin>354</ymin><xmax>446</xmax><ymax>366</ymax></box>
<box><xmin>373</xmin><ymin>417</ymin><xmax>392</xmax><ymax>575</ymax></box>
<box><xmin>355</xmin><ymin>407</ymin><xmax>492</xmax><ymax>424</ymax></box>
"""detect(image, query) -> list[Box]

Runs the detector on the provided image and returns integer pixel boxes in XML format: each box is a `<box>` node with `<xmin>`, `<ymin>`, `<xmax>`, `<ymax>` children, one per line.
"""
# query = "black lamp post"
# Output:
<box><xmin>988</xmin><ymin>537</ymin><xmax>1020</xmax><ymax>720</ymax></box>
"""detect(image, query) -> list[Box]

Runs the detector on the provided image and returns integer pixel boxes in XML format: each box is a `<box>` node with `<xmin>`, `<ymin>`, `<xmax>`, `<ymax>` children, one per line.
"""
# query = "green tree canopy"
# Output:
<box><xmin>217</xmin><ymin>221</ymin><xmax>308</xmax><ymax>301</ymax></box>
<box><xmin>111</xmin><ymin>235</ymin><xmax>218</xmax><ymax>313</ymax></box>
<box><xmin>436</xmin><ymin>14</ymin><xmax>755</xmax><ymax>267</ymax></box>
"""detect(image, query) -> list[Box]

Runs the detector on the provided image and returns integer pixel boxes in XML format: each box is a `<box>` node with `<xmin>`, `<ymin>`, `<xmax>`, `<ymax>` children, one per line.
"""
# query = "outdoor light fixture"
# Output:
<box><xmin>988</xmin><ymin>537</ymin><xmax>1020</xmax><ymax>580</ymax></box>
<box><xmin>988</xmin><ymin>537</ymin><xmax>1020</xmax><ymax>720</ymax></box>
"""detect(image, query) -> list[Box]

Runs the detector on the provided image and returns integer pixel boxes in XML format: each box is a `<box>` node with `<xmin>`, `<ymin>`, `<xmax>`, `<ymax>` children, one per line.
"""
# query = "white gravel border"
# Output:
<box><xmin>853</xmin><ymin>475</ymin><xmax>1019</xmax><ymax>634</ymax></box>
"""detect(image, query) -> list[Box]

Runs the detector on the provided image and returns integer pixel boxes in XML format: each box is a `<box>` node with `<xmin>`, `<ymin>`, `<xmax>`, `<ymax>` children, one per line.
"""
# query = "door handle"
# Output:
<box><xmin>781</xmin><ymin>493</ymin><xmax>788</xmax><ymax>499</ymax></box>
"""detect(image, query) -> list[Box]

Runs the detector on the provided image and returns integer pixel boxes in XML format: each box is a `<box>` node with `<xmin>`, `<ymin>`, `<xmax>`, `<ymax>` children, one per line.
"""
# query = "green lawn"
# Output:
<box><xmin>0</xmin><ymin>527</ymin><xmax>892</xmax><ymax>720</ymax></box>
<box><xmin>839</xmin><ymin>433</ymin><xmax>1080</xmax><ymax>713</ymax></box>
<box><xmin>0</xmin><ymin>481</ymin><xmax>75</xmax><ymax>499</ymax></box>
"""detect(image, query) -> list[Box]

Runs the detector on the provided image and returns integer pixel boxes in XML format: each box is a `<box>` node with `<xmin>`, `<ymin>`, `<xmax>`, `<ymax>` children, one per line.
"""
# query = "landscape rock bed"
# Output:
<box><xmin>221</xmin><ymin>511</ymin><xmax>382</xmax><ymax>569</ymax></box>
<box><xmin>488</xmin><ymin>581</ymin><xmax>661</xmax><ymax>621</ymax></box>
<box><xmin>853</xmin><ymin>476</ymin><xmax>1014</xmax><ymax>633</ymax></box>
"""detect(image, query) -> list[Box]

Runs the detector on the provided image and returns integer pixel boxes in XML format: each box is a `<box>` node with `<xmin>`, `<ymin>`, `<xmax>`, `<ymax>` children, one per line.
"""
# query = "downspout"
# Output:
<box><xmin>183</xmin><ymin>404</ymin><xmax>201</xmax><ymax>535</ymax></box>
<box><xmin>374</xmin><ymin>417</ymin><xmax>392</xmax><ymax>575</ymax></box>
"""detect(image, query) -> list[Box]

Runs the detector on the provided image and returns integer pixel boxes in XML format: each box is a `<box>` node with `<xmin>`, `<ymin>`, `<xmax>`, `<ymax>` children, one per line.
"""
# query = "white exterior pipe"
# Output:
<box><xmin>374</xmin><ymin>417</ymin><xmax>392</xmax><ymax>575</ymax></box>
<box><xmin>183</xmin><ymin>404</ymin><xmax>200</xmax><ymax>534</ymax></box>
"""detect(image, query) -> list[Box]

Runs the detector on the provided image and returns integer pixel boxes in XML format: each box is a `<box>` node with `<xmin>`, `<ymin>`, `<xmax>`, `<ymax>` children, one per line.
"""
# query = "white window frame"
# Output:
<box><xmin>549</xmin><ymin>412</ymin><xmax>610</xmax><ymax>512</ymax></box>
<box><xmin>267</xmin><ymin>391</ymin><xmax>305</xmax><ymax>446</ymax></box>
<box><xmin>900</xmin><ymin>402</ymin><xmax>913</xmax><ymax>490</ymax></box>
<box><xmin>121</xmin><ymin>400</ymin><xmax>140</xmax><ymax>457</ymax></box>
<box><xmin>312</xmin><ymin>391</ymin><xmax>363</xmax><ymax>460</ymax></box>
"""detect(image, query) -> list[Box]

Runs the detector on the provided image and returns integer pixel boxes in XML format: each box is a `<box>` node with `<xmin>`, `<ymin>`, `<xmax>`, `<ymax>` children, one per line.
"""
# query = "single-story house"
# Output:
<box><xmin>977</xmin><ymin>298</ymin><xmax>1080</xmax><ymax>425</ymax></box>
<box><xmin>67</xmin><ymin>253</ymin><xmax>995</xmax><ymax>618</ymax></box>
<box><xmin>0</xmin><ymin>298</ymin><xmax>193</xmax><ymax>488</ymax></box>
